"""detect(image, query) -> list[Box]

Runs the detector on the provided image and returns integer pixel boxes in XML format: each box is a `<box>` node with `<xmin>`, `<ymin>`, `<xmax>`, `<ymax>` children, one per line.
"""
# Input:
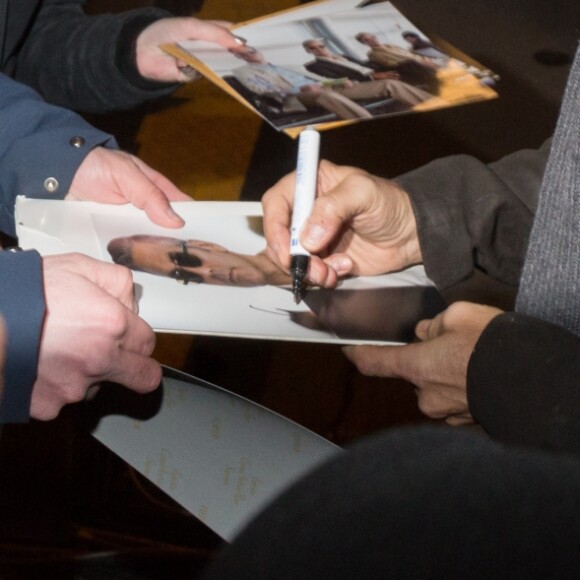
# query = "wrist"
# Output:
<box><xmin>391</xmin><ymin>182</ymin><xmax>423</xmax><ymax>267</ymax></box>
<box><xmin>116</xmin><ymin>12</ymin><xmax>175</xmax><ymax>90</ymax></box>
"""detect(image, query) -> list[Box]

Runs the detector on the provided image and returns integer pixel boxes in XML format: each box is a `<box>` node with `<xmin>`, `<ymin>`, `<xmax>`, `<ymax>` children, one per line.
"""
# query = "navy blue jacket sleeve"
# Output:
<box><xmin>467</xmin><ymin>312</ymin><xmax>580</xmax><ymax>453</ymax></box>
<box><xmin>0</xmin><ymin>74</ymin><xmax>117</xmax><ymax>237</ymax></box>
<box><xmin>0</xmin><ymin>249</ymin><xmax>45</xmax><ymax>423</ymax></box>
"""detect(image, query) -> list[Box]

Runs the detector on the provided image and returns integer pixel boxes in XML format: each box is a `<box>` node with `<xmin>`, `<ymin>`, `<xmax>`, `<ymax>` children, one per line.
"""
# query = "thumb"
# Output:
<box><xmin>115</xmin><ymin>160</ymin><xmax>185</xmax><ymax>228</ymax></box>
<box><xmin>301</xmin><ymin>191</ymin><xmax>358</xmax><ymax>253</ymax></box>
<box><xmin>342</xmin><ymin>344</ymin><xmax>408</xmax><ymax>378</ymax></box>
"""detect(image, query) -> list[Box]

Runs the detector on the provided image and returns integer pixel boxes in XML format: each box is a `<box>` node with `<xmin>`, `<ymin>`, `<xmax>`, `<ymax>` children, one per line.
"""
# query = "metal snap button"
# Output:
<box><xmin>44</xmin><ymin>177</ymin><xmax>59</xmax><ymax>192</ymax></box>
<box><xmin>69</xmin><ymin>136</ymin><xmax>86</xmax><ymax>148</ymax></box>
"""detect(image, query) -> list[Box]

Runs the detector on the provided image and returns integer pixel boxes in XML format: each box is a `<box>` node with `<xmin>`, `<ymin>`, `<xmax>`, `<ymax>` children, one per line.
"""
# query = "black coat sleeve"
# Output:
<box><xmin>467</xmin><ymin>312</ymin><xmax>580</xmax><ymax>454</ymax></box>
<box><xmin>13</xmin><ymin>0</ymin><xmax>178</xmax><ymax>112</ymax></box>
<box><xmin>395</xmin><ymin>142</ymin><xmax>550</xmax><ymax>289</ymax></box>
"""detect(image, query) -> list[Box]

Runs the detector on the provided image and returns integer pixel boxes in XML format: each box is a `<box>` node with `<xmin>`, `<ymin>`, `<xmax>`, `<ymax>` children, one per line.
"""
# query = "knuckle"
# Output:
<box><xmin>141</xmin><ymin>331</ymin><xmax>157</xmax><ymax>357</ymax></box>
<box><xmin>445</xmin><ymin>301</ymin><xmax>471</xmax><ymax>322</ymax></box>
<box><xmin>114</xmin><ymin>263</ymin><xmax>135</xmax><ymax>289</ymax></box>
<box><xmin>79</xmin><ymin>352</ymin><xmax>111</xmax><ymax>379</ymax></box>
<box><xmin>416</xmin><ymin>392</ymin><xmax>443</xmax><ymax>418</ymax></box>
<box><xmin>96</xmin><ymin>303</ymin><xmax>129</xmax><ymax>338</ymax></box>
<box><xmin>353</xmin><ymin>349</ymin><xmax>382</xmax><ymax>376</ymax></box>
<box><xmin>132</xmin><ymin>363</ymin><xmax>162</xmax><ymax>393</ymax></box>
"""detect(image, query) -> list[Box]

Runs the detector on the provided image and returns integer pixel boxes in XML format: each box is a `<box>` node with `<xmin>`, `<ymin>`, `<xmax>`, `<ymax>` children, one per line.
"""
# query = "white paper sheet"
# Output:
<box><xmin>16</xmin><ymin>197</ymin><xmax>445</xmax><ymax>344</ymax></box>
<box><xmin>92</xmin><ymin>367</ymin><xmax>340</xmax><ymax>541</ymax></box>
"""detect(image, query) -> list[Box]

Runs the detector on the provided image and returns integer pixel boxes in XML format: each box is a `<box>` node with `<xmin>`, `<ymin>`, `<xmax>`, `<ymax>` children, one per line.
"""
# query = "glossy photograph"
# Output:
<box><xmin>170</xmin><ymin>0</ymin><xmax>498</xmax><ymax>135</ymax></box>
<box><xmin>15</xmin><ymin>197</ymin><xmax>444</xmax><ymax>345</ymax></box>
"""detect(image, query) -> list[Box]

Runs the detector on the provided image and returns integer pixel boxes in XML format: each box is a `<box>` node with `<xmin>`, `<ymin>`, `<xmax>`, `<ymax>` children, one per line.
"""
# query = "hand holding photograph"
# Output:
<box><xmin>16</xmin><ymin>197</ymin><xmax>445</xmax><ymax>345</ymax></box>
<box><xmin>163</xmin><ymin>0</ymin><xmax>498</xmax><ymax>136</ymax></box>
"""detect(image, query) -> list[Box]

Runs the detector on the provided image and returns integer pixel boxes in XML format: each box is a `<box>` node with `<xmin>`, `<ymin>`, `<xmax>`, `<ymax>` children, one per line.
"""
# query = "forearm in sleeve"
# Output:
<box><xmin>0</xmin><ymin>250</ymin><xmax>45</xmax><ymax>423</ymax></box>
<box><xmin>467</xmin><ymin>312</ymin><xmax>580</xmax><ymax>454</ymax></box>
<box><xmin>395</xmin><ymin>143</ymin><xmax>550</xmax><ymax>289</ymax></box>
<box><xmin>0</xmin><ymin>75</ymin><xmax>117</xmax><ymax>237</ymax></box>
<box><xmin>13</xmin><ymin>1</ymin><xmax>177</xmax><ymax>112</ymax></box>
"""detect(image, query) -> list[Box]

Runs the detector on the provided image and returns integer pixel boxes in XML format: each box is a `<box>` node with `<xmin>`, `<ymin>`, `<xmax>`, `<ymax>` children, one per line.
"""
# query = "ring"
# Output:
<box><xmin>84</xmin><ymin>384</ymin><xmax>101</xmax><ymax>402</ymax></box>
<box><xmin>178</xmin><ymin>65</ymin><xmax>200</xmax><ymax>80</ymax></box>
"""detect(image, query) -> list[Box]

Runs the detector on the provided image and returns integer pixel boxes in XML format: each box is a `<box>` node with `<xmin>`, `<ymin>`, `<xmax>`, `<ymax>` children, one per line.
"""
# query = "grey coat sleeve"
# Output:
<box><xmin>13</xmin><ymin>0</ymin><xmax>178</xmax><ymax>112</ymax></box>
<box><xmin>395</xmin><ymin>141</ymin><xmax>551</xmax><ymax>289</ymax></box>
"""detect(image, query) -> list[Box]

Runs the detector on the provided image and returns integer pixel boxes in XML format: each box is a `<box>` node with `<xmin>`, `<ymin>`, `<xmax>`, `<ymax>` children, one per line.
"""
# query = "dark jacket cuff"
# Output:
<box><xmin>467</xmin><ymin>312</ymin><xmax>580</xmax><ymax>453</ymax></box>
<box><xmin>115</xmin><ymin>10</ymin><xmax>181</xmax><ymax>92</ymax></box>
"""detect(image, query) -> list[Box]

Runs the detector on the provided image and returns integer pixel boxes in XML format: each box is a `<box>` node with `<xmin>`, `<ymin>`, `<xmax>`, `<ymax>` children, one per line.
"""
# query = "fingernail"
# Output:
<box><xmin>341</xmin><ymin>345</ymin><xmax>355</xmax><ymax>358</ymax></box>
<box><xmin>325</xmin><ymin>255</ymin><xmax>352</xmax><ymax>275</ymax></box>
<box><xmin>415</xmin><ymin>319</ymin><xmax>430</xmax><ymax>337</ymax></box>
<box><xmin>167</xmin><ymin>207</ymin><xmax>185</xmax><ymax>224</ymax></box>
<box><xmin>303</xmin><ymin>224</ymin><xmax>325</xmax><ymax>245</ymax></box>
<box><xmin>234</xmin><ymin>35</ymin><xmax>246</xmax><ymax>45</ymax></box>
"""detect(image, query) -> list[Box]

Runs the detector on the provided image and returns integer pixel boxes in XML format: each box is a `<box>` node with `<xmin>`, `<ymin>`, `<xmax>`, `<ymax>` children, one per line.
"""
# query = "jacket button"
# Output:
<box><xmin>69</xmin><ymin>136</ymin><xmax>86</xmax><ymax>148</ymax></box>
<box><xmin>44</xmin><ymin>177</ymin><xmax>59</xmax><ymax>192</ymax></box>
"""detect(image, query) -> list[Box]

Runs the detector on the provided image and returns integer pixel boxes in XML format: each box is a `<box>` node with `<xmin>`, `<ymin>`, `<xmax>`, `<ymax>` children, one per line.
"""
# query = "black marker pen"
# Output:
<box><xmin>290</xmin><ymin>126</ymin><xmax>320</xmax><ymax>304</ymax></box>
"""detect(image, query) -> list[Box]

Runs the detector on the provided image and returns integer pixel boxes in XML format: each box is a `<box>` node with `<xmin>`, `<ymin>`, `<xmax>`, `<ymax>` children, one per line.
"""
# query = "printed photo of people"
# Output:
<box><xmin>95</xmin><ymin>209</ymin><xmax>444</xmax><ymax>345</ymax></box>
<box><xmin>174</xmin><ymin>0</ymin><xmax>498</xmax><ymax>133</ymax></box>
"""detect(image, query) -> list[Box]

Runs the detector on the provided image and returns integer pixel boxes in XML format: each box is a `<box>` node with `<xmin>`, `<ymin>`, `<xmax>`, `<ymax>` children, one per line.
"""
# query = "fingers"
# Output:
<box><xmin>262</xmin><ymin>171</ymin><xmax>298</xmax><ymax>270</ymax></box>
<box><xmin>299</xmin><ymin>172</ymin><xmax>376</xmax><ymax>254</ymax></box>
<box><xmin>415</xmin><ymin>311</ymin><xmax>446</xmax><ymax>341</ymax></box>
<box><xmin>68</xmin><ymin>148</ymin><xmax>188</xmax><ymax>228</ymax></box>
<box><xmin>344</xmin><ymin>342</ymin><xmax>473</xmax><ymax>423</ymax></box>
<box><xmin>342</xmin><ymin>344</ymin><xmax>409</xmax><ymax>379</ymax></box>
<box><xmin>415</xmin><ymin>302</ymin><xmax>504</xmax><ymax>342</ymax></box>
<box><xmin>306</xmin><ymin>255</ymin><xmax>342</xmax><ymax>288</ymax></box>
<box><xmin>47</xmin><ymin>254</ymin><xmax>138</xmax><ymax>311</ymax></box>
<box><xmin>132</xmin><ymin>155</ymin><xmax>191</xmax><ymax>201</ymax></box>
<box><xmin>33</xmin><ymin>254</ymin><xmax>162</xmax><ymax>420</ymax></box>
<box><xmin>262</xmin><ymin>162</ymin><xmax>371</xmax><ymax>270</ymax></box>
<box><xmin>179</xmin><ymin>18</ymin><xmax>242</xmax><ymax>49</ymax></box>
<box><xmin>106</xmin><ymin>351</ymin><xmax>162</xmax><ymax>394</ymax></box>
<box><xmin>446</xmin><ymin>414</ymin><xmax>475</xmax><ymax>426</ymax></box>
<box><xmin>113</xmin><ymin>158</ymin><xmax>186</xmax><ymax>228</ymax></box>
<box><xmin>415</xmin><ymin>386</ymin><xmax>470</xmax><ymax>420</ymax></box>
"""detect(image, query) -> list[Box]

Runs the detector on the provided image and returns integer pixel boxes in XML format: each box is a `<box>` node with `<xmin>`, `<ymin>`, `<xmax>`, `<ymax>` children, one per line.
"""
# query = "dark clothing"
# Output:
<box><xmin>0</xmin><ymin>249</ymin><xmax>45</xmax><ymax>422</ymax></box>
<box><xmin>0</xmin><ymin>0</ymin><xmax>176</xmax><ymax>112</ymax></box>
<box><xmin>0</xmin><ymin>0</ymin><xmax>177</xmax><ymax>422</ymax></box>
<box><xmin>202</xmin><ymin>53</ymin><xmax>580</xmax><ymax>576</ymax></box>
<box><xmin>397</xmin><ymin>139</ymin><xmax>580</xmax><ymax>452</ymax></box>
<box><xmin>305</xmin><ymin>56</ymin><xmax>371</xmax><ymax>83</ymax></box>
<box><xmin>0</xmin><ymin>74</ymin><xmax>117</xmax><ymax>237</ymax></box>
<box><xmin>305</xmin><ymin>55</ymin><xmax>439</xmax><ymax>93</ymax></box>
<box><xmin>468</xmin><ymin>312</ymin><xmax>580</xmax><ymax>453</ymax></box>
<box><xmin>201</xmin><ymin>426</ymin><xmax>580</xmax><ymax>580</ymax></box>
<box><xmin>397</xmin><ymin>142</ymin><xmax>549</xmax><ymax>290</ymax></box>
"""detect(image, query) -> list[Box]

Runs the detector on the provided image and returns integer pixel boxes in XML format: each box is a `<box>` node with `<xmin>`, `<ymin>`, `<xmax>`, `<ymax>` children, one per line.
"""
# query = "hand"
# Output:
<box><xmin>30</xmin><ymin>253</ymin><xmax>162</xmax><ymax>420</ymax></box>
<box><xmin>135</xmin><ymin>17</ymin><xmax>241</xmax><ymax>83</ymax></box>
<box><xmin>66</xmin><ymin>147</ymin><xmax>192</xmax><ymax>228</ymax></box>
<box><xmin>262</xmin><ymin>160</ymin><xmax>421</xmax><ymax>288</ymax></box>
<box><xmin>343</xmin><ymin>302</ymin><xmax>503</xmax><ymax>425</ymax></box>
